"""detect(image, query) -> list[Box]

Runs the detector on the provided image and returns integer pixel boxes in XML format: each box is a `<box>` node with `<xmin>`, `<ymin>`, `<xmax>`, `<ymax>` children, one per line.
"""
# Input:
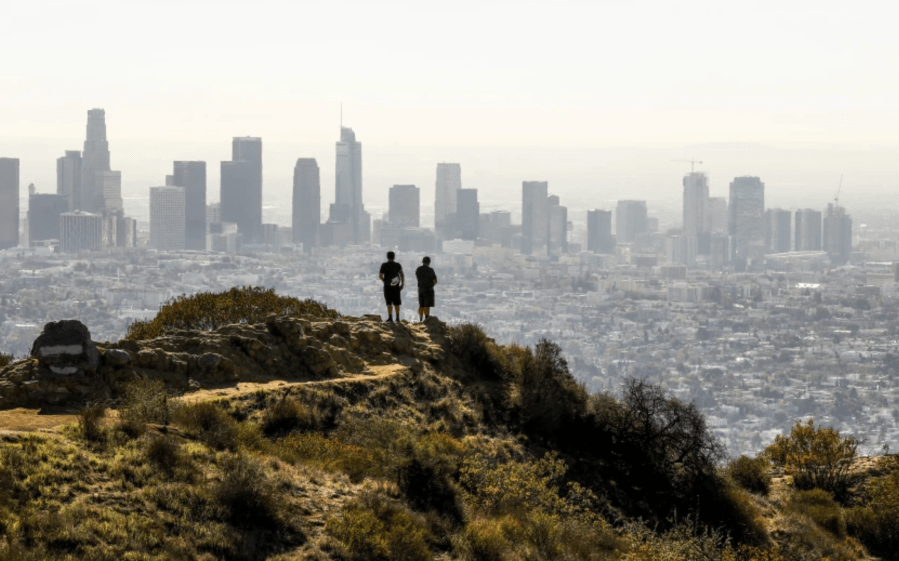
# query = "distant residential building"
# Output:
<box><xmin>150</xmin><ymin>186</ymin><xmax>186</xmax><ymax>251</ymax></box>
<box><xmin>221</xmin><ymin>137</ymin><xmax>262</xmax><ymax>244</ymax></box>
<box><xmin>794</xmin><ymin>208</ymin><xmax>822</xmax><ymax>251</ymax></box>
<box><xmin>28</xmin><ymin>193</ymin><xmax>68</xmax><ymax>245</ymax></box>
<box><xmin>587</xmin><ymin>209</ymin><xmax>614</xmax><ymax>254</ymax></box>
<box><xmin>666</xmin><ymin>235</ymin><xmax>697</xmax><ymax>266</ymax></box>
<box><xmin>824</xmin><ymin>203</ymin><xmax>852</xmax><ymax>265</ymax></box>
<box><xmin>765</xmin><ymin>208</ymin><xmax>791</xmax><ymax>254</ymax></box>
<box><xmin>56</xmin><ymin>150</ymin><xmax>82</xmax><ymax>211</ymax></box>
<box><xmin>616</xmin><ymin>200</ymin><xmax>647</xmax><ymax>243</ymax></box>
<box><xmin>522</xmin><ymin>181</ymin><xmax>549</xmax><ymax>254</ymax></box>
<box><xmin>292</xmin><ymin>158</ymin><xmax>321</xmax><ymax>252</ymax></box>
<box><xmin>435</xmin><ymin>163</ymin><xmax>461</xmax><ymax>238</ymax></box>
<box><xmin>326</xmin><ymin>127</ymin><xmax>369</xmax><ymax>246</ymax></box>
<box><xmin>172</xmin><ymin>161</ymin><xmax>207</xmax><ymax>251</ymax></box>
<box><xmin>728</xmin><ymin>176</ymin><xmax>765</xmax><ymax>267</ymax></box>
<box><xmin>0</xmin><ymin>158</ymin><xmax>19</xmax><ymax>249</ymax></box>
<box><xmin>60</xmin><ymin>211</ymin><xmax>104</xmax><ymax>253</ymax></box>
<box><xmin>389</xmin><ymin>185</ymin><xmax>420</xmax><ymax>227</ymax></box>
<box><xmin>456</xmin><ymin>188</ymin><xmax>479</xmax><ymax>240</ymax></box>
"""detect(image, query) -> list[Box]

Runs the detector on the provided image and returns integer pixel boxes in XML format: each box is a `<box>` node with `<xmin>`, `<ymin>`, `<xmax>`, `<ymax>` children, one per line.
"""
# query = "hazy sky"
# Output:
<box><xmin>2</xmin><ymin>0</ymin><xmax>897</xmax><ymax>225</ymax></box>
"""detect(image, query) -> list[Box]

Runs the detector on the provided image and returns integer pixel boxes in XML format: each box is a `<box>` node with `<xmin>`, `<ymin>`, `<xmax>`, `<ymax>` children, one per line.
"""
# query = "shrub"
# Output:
<box><xmin>396</xmin><ymin>433</ymin><xmax>465</xmax><ymax>521</ymax></box>
<box><xmin>143</xmin><ymin>435</ymin><xmax>194</xmax><ymax>481</ymax></box>
<box><xmin>846</xmin><ymin>469</ymin><xmax>899</xmax><ymax>556</ymax></box>
<box><xmin>447</xmin><ymin>323</ymin><xmax>509</xmax><ymax>381</ymax></box>
<box><xmin>261</xmin><ymin>396</ymin><xmax>316</xmax><ymax>436</ymax></box>
<box><xmin>173</xmin><ymin>401</ymin><xmax>241</xmax><ymax>451</ymax></box>
<box><xmin>764</xmin><ymin>418</ymin><xmax>859</xmax><ymax>500</ymax></box>
<box><xmin>727</xmin><ymin>455</ymin><xmax>772</xmax><ymax>495</ymax></box>
<box><xmin>326</xmin><ymin>489</ymin><xmax>432</xmax><ymax>561</ymax></box>
<box><xmin>790</xmin><ymin>489</ymin><xmax>846</xmax><ymax>537</ymax></box>
<box><xmin>0</xmin><ymin>352</ymin><xmax>13</xmax><ymax>369</ymax></box>
<box><xmin>511</xmin><ymin>339</ymin><xmax>588</xmax><ymax>435</ymax></box>
<box><xmin>275</xmin><ymin>432</ymin><xmax>381</xmax><ymax>482</ymax></box>
<box><xmin>117</xmin><ymin>378</ymin><xmax>172</xmax><ymax>436</ymax></box>
<box><xmin>213</xmin><ymin>454</ymin><xmax>282</xmax><ymax>527</ymax></box>
<box><xmin>126</xmin><ymin>286</ymin><xmax>339</xmax><ymax>340</ymax></box>
<box><xmin>77</xmin><ymin>402</ymin><xmax>107</xmax><ymax>442</ymax></box>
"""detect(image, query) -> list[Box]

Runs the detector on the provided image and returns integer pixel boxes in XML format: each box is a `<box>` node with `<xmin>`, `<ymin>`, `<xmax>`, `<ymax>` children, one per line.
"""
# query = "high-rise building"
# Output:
<box><xmin>616</xmin><ymin>200</ymin><xmax>647</xmax><ymax>243</ymax></box>
<box><xmin>79</xmin><ymin>109</ymin><xmax>114</xmax><ymax>213</ymax></box>
<box><xmin>96</xmin><ymin>170</ymin><xmax>123</xmax><ymax>213</ymax></box>
<box><xmin>824</xmin><ymin>203</ymin><xmax>852</xmax><ymax>265</ymax></box>
<box><xmin>60</xmin><ymin>211</ymin><xmax>104</xmax><ymax>253</ymax></box>
<box><xmin>666</xmin><ymin>235</ymin><xmax>697</xmax><ymax>266</ymax></box>
<box><xmin>150</xmin><ymin>186</ymin><xmax>186</xmax><ymax>251</ymax></box>
<box><xmin>587</xmin><ymin>209</ymin><xmax>614</xmax><ymax>254</ymax></box>
<box><xmin>456</xmin><ymin>188</ymin><xmax>479</xmax><ymax>241</ymax></box>
<box><xmin>57</xmin><ymin>150</ymin><xmax>82</xmax><ymax>211</ymax></box>
<box><xmin>221</xmin><ymin>137</ymin><xmax>262</xmax><ymax>244</ymax></box>
<box><xmin>548</xmin><ymin>195</ymin><xmax>568</xmax><ymax>256</ymax></box>
<box><xmin>435</xmin><ymin>163</ymin><xmax>461</xmax><ymax>237</ymax></box>
<box><xmin>172</xmin><ymin>161</ymin><xmax>207</xmax><ymax>250</ymax></box>
<box><xmin>683</xmin><ymin>172</ymin><xmax>709</xmax><ymax>237</ymax></box>
<box><xmin>389</xmin><ymin>185</ymin><xmax>420</xmax><ymax>227</ymax></box>
<box><xmin>794</xmin><ymin>208</ymin><xmax>822</xmax><ymax>251</ymax></box>
<box><xmin>28</xmin><ymin>193</ymin><xmax>68</xmax><ymax>245</ymax></box>
<box><xmin>0</xmin><ymin>158</ymin><xmax>19</xmax><ymax>249</ymax></box>
<box><xmin>522</xmin><ymin>181</ymin><xmax>549</xmax><ymax>254</ymax></box>
<box><xmin>728</xmin><ymin>176</ymin><xmax>765</xmax><ymax>266</ymax></box>
<box><xmin>706</xmin><ymin>197</ymin><xmax>728</xmax><ymax>233</ymax></box>
<box><xmin>765</xmin><ymin>208</ymin><xmax>791</xmax><ymax>254</ymax></box>
<box><xmin>292</xmin><ymin>158</ymin><xmax>320</xmax><ymax>252</ymax></box>
<box><xmin>327</xmin><ymin>127</ymin><xmax>369</xmax><ymax>245</ymax></box>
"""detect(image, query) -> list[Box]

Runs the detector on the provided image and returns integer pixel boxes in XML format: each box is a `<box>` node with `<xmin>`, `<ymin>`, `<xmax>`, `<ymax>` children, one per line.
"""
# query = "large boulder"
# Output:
<box><xmin>30</xmin><ymin>320</ymin><xmax>100</xmax><ymax>376</ymax></box>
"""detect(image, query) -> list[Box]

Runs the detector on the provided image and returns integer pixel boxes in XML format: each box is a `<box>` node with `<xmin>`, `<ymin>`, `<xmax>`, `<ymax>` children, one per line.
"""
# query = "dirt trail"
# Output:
<box><xmin>0</xmin><ymin>364</ymin><xmax>408</xmax><ymax>433</ymax></box>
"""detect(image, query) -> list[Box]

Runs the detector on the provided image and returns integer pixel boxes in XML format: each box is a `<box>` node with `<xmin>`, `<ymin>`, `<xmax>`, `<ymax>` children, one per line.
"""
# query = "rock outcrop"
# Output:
<box><xmin>0</xmin><ymin>315</ymin><xmax>449</xmax><ymax>410</ymax></box>
<box><xmin>30</xmin><ymin>320</ymin><xmax>100</xmax><ymax>376</ymax></box>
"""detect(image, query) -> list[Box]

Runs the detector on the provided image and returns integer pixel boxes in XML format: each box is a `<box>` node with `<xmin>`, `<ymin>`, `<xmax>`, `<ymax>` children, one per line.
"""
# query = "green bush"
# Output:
<box><xmin>727</xmin><ymin>455</ymin><xmax>772</xmax><ymax>495</ymax></box>
<box><xmin>447</xmin><ymin>323</ymin><xmax>510</xmax><ymax>381</ymax></box>
<box><xmin>173</xmin><ymin>401</ymin><xmax>242</xmax><ymax>451</ymax></box>
<box><xmin>396</xmin><ymin>433</ymin><xmax>465</xmax><ymax>521</ymax></box>
<box><xmin>117</xmin><ymin>378</ymin><xmax>172</xmax><ymax>436</ymax></box>
<box><xmin>511</xmin><ymin>339</ymin><xmax>588</xmax><ymax>435</ymax></box>
<box><xmin>213</xmin><ymin>454</ymin><xmax>283</xmax><ymax>527</ymax></box>
<box><xmin>261</xmin><ymin>396</ymin><xmax>316</xmax><ymax>436</ymax></box>
<box><xmin>77</xmin><ymin>402</ymin><xmax>107</xmax><ymax>442</ymax></box>
<box><xmin>790</xmin><ymin>488</ymin><xmax>846</xmax><ymax>537</ymax></box>
<box><xmin>126</xmin><ymin>286</ymin><xmax>339</xmax><ymax>340</ymax></box>
<box><xmin>846</xmin><ymin>469</ymin><xmax>899</xmax><ymax>557</ymax></box>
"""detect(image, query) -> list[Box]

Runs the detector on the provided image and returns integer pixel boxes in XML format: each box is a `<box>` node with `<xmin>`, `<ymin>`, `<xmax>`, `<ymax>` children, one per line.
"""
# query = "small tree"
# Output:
<box><xmin>765</xmin><ymin>418</ymin><xmax>859</xmax><ymax>499</ymax></box>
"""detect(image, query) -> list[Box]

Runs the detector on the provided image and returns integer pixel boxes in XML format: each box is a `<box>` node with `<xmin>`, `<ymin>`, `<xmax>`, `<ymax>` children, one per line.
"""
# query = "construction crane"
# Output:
<box><xmin>834</xmin><ymin>175</ymin><xmax>843</xmax><ymax>206</ymax></box>
<box><xmin>673</xmin><ymin>159</ymin><xmax>703</xmax><ymax>173</ymax></box>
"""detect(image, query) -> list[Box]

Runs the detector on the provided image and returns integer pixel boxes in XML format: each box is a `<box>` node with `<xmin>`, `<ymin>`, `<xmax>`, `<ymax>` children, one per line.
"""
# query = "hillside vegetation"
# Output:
<box><xmin>0</xmin><ymin>287</ymin><xmax>898</xmax><ymax>560</ymax></box>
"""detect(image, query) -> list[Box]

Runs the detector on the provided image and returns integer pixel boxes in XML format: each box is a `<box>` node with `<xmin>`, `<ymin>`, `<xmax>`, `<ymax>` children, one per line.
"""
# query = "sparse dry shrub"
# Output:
<box><xmin>447</xmin><ymin>323</ymin><xmax>510</xmax><ymax>382</ymax></box>
<box><xmin>143</xmin><ymin>435</ymin><xmax>196</xmax><ymax>481</ymax></box>
<box><xmin>727</xmin><ymin>455</ymin><xmax>771</xmax><ymax>495</ymax></box>
<box><xmin>846</xmin><ymin>468</ymin><xmax>899</xmax><ymax>558</ymax></box>
<box><xmin>455</xmin><ymin>515</ymin><xmax>526</xmax><ymax>561</ymax></box>
<box><xmin>397</xmin><ymin>432</ymin><xmax>465</xmax><ymax>521</ymax></box>
<box><xmin>0</xmin><ymin>352</ymin><xmax>13</xmax><ymax>370</ymax></box>
<box><xmin>275</xmin><ymin>433</ymin><xmax>382</xmax><ymax>482</ymax></box>
<box><xmin>77</xmin><ymin>402</ymin><xmax>107</xmax><ymax>442</ymax></box>
<box><xmin>789</xmin><ymin>488</ymin><xmax>846</xmax><ymax>537</ymax></box>
<box><xmin>126</xmin><ymin>286</ymin><xmax>339</xmax><ymax>340</ymax></box>
<box><xmin>117</xmin><ymin>378</ymin><xmax>172</xmax><ymax>437</ymax></box>
<box><xmin>764</xmin><ymin>418</ymin><xmax>859</xmax><ymax>500</ymax></box>
<box><xmin>213</xmin><ymin>454</ymin><xmax>283</xmax><ymax>527</ymax></box>
<box><xmin>261</xmin><ymin>395</ymin><xmax>316</xmax><ymax>436</ymax></box>
<box><xmin>326</xmin><ymin>489</ymin><xmax>432</xmax><ymax>561</ymax></box>
<box><xmin>173</xmin><ymin>401</ymin><xmax>240</xmax><ymax>450</ymax></box>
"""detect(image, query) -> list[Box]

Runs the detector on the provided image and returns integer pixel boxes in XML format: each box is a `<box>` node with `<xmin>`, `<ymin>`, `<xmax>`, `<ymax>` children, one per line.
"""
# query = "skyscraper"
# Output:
<box><xmin>522</xmin><ymin>181</ymin><xmax>549</xmax><ymax>255</ymax></box>
<box><xmin>28</xmin><ymin>193</ymin><xmax>68</xmax><ymax>245</ymax></box>
<box><xmin>728</xmin><ymin>176</ymin><xmax>765</xmax><ymax>266</ymax></box>
<box><xmin>292</xmin><ymin>158</ymin><xmax>321</xmax><ymax>252</ymax></box>
<box><xmin>150</xmin><ymin>186</ymin><xmax>186</xmax><ymax>251</ymax></box>
<box><xmin>96</xmin><ymin>171</ymin><xmax>123</xmax><ymax>213</ymax></box>
<box><xmin>80</xmin><ymin>109</ymin><xmax>113</xmax><ymax>213</ymax></box>
<box><xmin>616</xmin><ymin>200</ymin><xmax>647</xmax><ymax>243</ymax></box>
<box><xmin>173</xmin><ymin>161</ymin><xmax>207</xmax><ymax>250</ymax></box>
<box><xmin>587</xmin><ymin>209</ymin><xmax>614</xmax><ymax>254</ymax></box>
<box><xmin>57</xmin><ymin>150</ymin><xmax>81</xmax><ymax>211</ymax></box>
<box><xmin>548</xmin><ymin>195</ymin><xmax>568</xmax><ymax>256</ymax></box>
<box><xmin>824</xmin><ymin>203</ymin><xmax>852</xmax><ymax>265</ymax></box>
<box><xmin>0</xmin><ymin>158</ymin><xmax>19</xmax><ymax>249</ymax></box>
<box><xmin>221</xmin><ymin>137</ymin><xmax>262</xmax><ymax>244</ymax></box>
<box><xmin>327</xmin><ymin>127</ymin><xmax>369</xmax><ymax>245</ymax></box>
<box><xmin>435</xmin><ymin>163</ymin><xmax>461</xmax><ymax>238</ymax></box>
<box><xmin>389</xmin><ymin>185</ymin><xmax>420</xmax><ymax>227</ymax></box>
<box><xmin>794</xmin><ymin>208</ymin><xmax>822</xmax><ymax>251</ymax></box>
<box><xmin>765</xmin><ymin>208</ymin><xmax>791</xmax><ymax>254</ymax></box>
<box><xmin>456</xmin><ymin>188</ymin><xmax>479</xmax><ymax>241</ymax></box>
<box><xmin>706</xmin><ymin>197</ymin><xmax>728</xmax><ymax>233</ymax></box>
<box><xmin>60</xmin><ymin>211</ymin><xmax>104</xmax><ymax>253</ymax></box>
<box><xmin>682</xmin><ymin>172</ymin><xmax>709</xmax><ymax>237</ymax></box>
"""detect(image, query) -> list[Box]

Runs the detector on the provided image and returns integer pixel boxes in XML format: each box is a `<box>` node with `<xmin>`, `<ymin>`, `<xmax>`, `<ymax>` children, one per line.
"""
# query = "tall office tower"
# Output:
<box><xmin>587</xmin><ymin>209</ymin><xmax>614</xmax><ymax>253</ymax></box>
<box><xmin>96</xmin><ymin>171</ymin><xmax>123</xmax><ymax>213</ymax></box>
<box><xmin>60</xmin><ymin>211</ymin><xmax>105</xmax><ymax>253</ymax></box>
<box><xmin>28</xmin><ymin>193</ymin><xmax>68</xmax><ymax>245</ymax></box>
<box><xmin>824</xmin><ymin>203</ymin><xmax>852</xmax><ymax>265</ymax></box>
<box><xmin>728</xmin><ymin>176</ymin><xmax>765</xmax><ymax>266</ymax></box>
<box><xmin>57</xmin><ymin>150</ymin><xmax>82</xmax><ymax>211</ymax></box>
<box><xmin>794</xmin><ymin>208</ymin><xmax>822</xmax><ymax>251</ymax></box>
<box><xmin>292</xmin><ymin>158</ymin><xmax>321</xmax><ymax>252</ymax></box>
<box><xmin>666</xmin><ymin>235</ymin><xmax>697</xmax><ymax>266</ymax></box>
<box><xmin>682</xmin><ymin>172</ymin><xmax>709</xmax><ymax>236</ymax></box>
<box><xmin>0</xmin><ymin>158</ymin><xmax>19</xmax><ymax>249</ymax></box>
<box><xmin>327</xmin><ymin>127</ymin><xmax>369</xmax><ymax>245</ymax></box>
<box><xmin>150</xmin><ymin>186</ymin><xmax>186</xmax><ymax>251</ymax></box>
<box><xmin>388</xmin><ymin>185</ymin><xmax>420</xmax><ymax>227</ymax></box>
<box><xmin>435</xmin><ymin>163</ymin><xmax>461</xmax><ymax>237</ymax></box>
<box><xmin>173</xmin><ymin>161</ymin><xmax>207</xmax><ymax>250</ymax></box>
<box><xmin>765</xmin><ymin>208</ymin><xmax>791</xmax><ymax>254</ymax></box>
<box><xmin>456</xmin><ymin>188</ymin><xmax>479</xmax><ymax>240</ymax></box>
<box><xmin>706</xmin><ymin>197</ymin><xmax>728</xmax><ymax>233</ymax></box>
<box><xmin>221</xmin><ymin>137</ymin><xmax>262</xmax><ymax>244</ymax></box>
<box><xmin>548</xmin><ymin>195</ymin><xmax>568</xmax><ymax>256</ymax></box>
<box><xmin>206</xmin><ymin>203</ymin><xmax>221</xmax><ymax>226</ymax></box>
<box><xmin>615</xmin><ymin>200</ymin><xmax>647</xmax><ymax>243</ymax></box>
<box><xmin>522</xmin><ymin>181</ymin><xmax>549</xmax><ymax>254</ymax></box>
<box><xmin>79</xmin><ymin>109</ymin><xmax>113</xmax><ymax>213</ymax></box>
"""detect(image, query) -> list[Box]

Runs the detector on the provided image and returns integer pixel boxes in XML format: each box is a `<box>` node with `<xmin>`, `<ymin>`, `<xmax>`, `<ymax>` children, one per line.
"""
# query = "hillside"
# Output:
<box><xmin>1</xmin><ymin>290</ymin><xmax>898</xmax><ymax>561</ymax></box>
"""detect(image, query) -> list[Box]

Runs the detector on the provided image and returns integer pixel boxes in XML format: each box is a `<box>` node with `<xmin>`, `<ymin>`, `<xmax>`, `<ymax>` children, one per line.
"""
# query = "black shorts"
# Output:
<box><xmin>418</xmin><ymin>287</ymin><xmax>435</xmax><ymax>308</ymax></box>
<box><xmin>384</xmin><ymin>286</ymin><xmax>402</xmax><ymax>306</ymax></box>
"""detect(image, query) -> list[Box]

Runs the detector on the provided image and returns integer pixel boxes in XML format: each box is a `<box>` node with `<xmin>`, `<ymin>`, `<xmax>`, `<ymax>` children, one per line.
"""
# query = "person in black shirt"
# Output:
<box><xmin>378</xmin><ymin>251</ymin><xmax>405</xmax><ymax>322</ymax></box>
<box><xmin>415</xmin><ymin>256</ymin><xmax>437</xmax><ymax>321</ymax></box>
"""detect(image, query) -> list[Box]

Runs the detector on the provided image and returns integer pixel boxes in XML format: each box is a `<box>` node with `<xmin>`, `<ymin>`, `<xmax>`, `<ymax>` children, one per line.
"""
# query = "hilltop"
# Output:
<box><xmin>1</xmin><ymin>288</ymin><xmax>898</xmax><ymax>561</ymax></box>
